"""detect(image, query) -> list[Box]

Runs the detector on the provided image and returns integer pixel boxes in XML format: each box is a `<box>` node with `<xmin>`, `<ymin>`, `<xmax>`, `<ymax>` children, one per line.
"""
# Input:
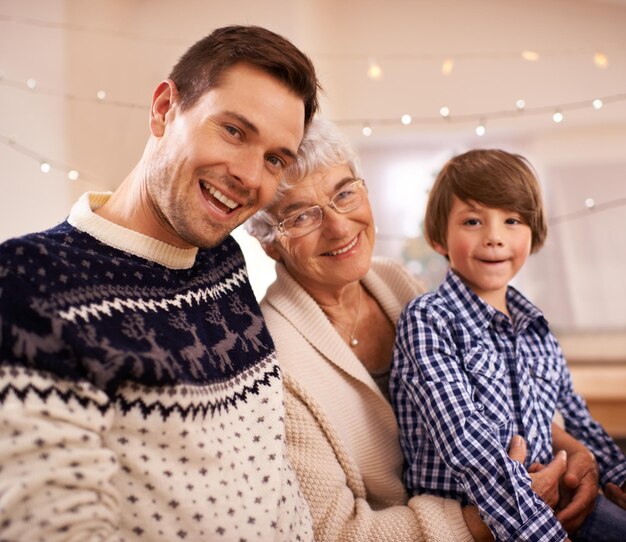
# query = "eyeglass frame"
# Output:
<box><xmin>272</xmin><ymin>178</ymin><xmax>368</xmax><ymax>238</ymax></box>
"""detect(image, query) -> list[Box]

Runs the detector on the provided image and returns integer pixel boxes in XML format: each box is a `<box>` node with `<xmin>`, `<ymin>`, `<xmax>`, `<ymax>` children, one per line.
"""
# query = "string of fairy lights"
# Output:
<box><xmin>1</xmin><ymin>13</ymin><xmax>625</xmax><ymax>222</ymax></box>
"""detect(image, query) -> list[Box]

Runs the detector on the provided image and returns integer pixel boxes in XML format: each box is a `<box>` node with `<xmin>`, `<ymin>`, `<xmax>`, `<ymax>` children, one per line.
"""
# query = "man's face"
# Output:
<box><xmin>145</xmin><ymin>63</ymin><xmax>305</xmax><ymax>249</ymax></box>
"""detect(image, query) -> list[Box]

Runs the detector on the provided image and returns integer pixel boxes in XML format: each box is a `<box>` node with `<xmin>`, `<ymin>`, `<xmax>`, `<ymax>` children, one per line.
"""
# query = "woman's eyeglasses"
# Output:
<box><xmin>274</xmin><ymin>178</ymin><xmax>367</xmax><ymax>238</ymax></box>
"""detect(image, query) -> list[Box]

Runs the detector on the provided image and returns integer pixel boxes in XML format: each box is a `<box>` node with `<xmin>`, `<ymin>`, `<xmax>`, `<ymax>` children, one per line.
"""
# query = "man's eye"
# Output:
<box><xmin>266</xmin><ymin>155</ymin><xmax>285</xmax><ymax>169</ymax></box>
<box><xmin>224</xmin><ymin>125</ymin><xmax>241</xmax><ymax>138</ymax></box>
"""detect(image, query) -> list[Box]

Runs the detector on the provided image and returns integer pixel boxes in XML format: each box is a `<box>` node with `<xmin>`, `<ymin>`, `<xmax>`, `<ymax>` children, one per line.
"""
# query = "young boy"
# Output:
<box><xmin>390</xmin><ymin>149</ymin><xmax>626</xmax><ymax>541</ymax></box>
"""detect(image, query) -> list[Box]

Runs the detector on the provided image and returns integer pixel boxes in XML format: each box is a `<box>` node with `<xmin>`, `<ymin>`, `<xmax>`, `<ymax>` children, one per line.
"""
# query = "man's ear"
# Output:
<box><xmin>150</xmin><ymin>79</ymin><xmax>178</xmax><ymax>137</ymax></box>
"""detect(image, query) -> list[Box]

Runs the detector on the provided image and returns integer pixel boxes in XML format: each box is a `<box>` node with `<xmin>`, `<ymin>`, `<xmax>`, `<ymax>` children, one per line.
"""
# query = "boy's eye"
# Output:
<box><xmin>464</xmin><ymin>218</ymin><xmax>481</xmax><ymax>226</ymax></box>
<box><xmin>505</xmin><ymin>217</ymin><xmax>523</xmax><ymax>225</ymax></box>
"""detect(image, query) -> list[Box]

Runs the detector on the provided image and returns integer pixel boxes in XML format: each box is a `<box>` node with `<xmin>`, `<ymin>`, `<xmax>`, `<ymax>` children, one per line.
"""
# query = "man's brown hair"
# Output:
<box><xmin>424</xmin><ymin>149</ymin><xmax>547</xmax><ymax>253</ymax></box>
<box><xmin>168</xmin><ymin>25</ymin><xmax>320</xmax><ymax>127</ymax></box>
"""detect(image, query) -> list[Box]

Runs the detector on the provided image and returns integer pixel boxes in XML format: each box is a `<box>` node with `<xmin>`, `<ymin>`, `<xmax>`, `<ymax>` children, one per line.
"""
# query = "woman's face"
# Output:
<box><xmin>265</xmin><ymin>163</ymin><xmax>376</xmax><ymax>296</ymax></box>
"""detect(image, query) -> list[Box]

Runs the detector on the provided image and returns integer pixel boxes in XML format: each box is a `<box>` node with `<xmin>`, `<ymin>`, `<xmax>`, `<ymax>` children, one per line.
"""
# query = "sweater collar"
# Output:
<box><xmin>68</xmin><ymin>192</ymin><xmax>198</xmax><ymax>270</ymax></box>
<box><xmin>265</xmin><ymin>261</ymin><xmax>393</xmax><ymax>395</ymax></box>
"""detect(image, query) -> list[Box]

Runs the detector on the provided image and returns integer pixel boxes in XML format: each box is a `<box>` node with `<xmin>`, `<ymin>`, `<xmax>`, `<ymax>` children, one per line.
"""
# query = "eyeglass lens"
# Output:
<box><xmin>280</xmin><ymin>179</ymin><xmax>364</xmax><ymax>238</ymax></box>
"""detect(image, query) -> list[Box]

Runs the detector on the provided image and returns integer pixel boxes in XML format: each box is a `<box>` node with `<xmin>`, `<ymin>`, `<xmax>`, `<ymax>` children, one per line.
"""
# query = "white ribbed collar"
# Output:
<box><xmin>67</xmin><ymin>192</ymin><xmax>198</xmax><ymax>270</ymax></box>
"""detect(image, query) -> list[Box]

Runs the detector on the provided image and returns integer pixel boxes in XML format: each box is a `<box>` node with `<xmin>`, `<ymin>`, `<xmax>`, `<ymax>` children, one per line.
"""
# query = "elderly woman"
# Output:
<box><xmin>245</xmin><ymin>118</ymin><xmax>598</xmax><ymax>541</ymax></box>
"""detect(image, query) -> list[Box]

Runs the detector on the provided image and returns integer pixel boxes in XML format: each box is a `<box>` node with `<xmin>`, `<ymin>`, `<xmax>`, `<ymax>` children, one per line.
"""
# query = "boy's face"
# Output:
<box><xmin>433</xmin><ymin>196</ymin><xmax>532</xmax><ymax>311</ymax></box>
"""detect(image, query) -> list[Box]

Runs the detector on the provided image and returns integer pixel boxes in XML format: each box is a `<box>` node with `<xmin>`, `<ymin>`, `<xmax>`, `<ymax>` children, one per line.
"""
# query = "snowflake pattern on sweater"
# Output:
<box><xmin>0</xmin><ymin>193</ymin><xmax>313</xmax><ymax>542</ymax></box>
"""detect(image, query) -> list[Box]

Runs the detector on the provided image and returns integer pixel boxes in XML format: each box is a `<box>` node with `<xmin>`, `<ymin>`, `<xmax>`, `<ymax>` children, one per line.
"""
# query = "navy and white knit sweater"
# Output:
<box><xmin>0</xmin><ymin>192</ymin><xmax>313</xmax><ymax>541</ymax></box>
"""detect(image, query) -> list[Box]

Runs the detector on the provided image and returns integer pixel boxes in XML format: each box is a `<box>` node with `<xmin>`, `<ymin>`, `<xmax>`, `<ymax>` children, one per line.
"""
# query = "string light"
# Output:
<box><xmin>521</xmin><ymin>50</ymin><xmax>540</xmax><ymax>61</ymax></box>
<box><xmin>340</xmin><ymin>93</ymin><xmax>626</xmax><ymax>137</ymax></box>
<box><xmin>475</xmin><ymin>120</ymin><xmax>486</xmax><ymax>136</ymax></box>
<box><xmin>593</xmin><ymin>52</ymin><xmax>609</xmax><ymax>69</ymax></box>
<box><xmin>367</xmin><ymin>59</ymin><xmax>383</xmax><ymax>80</ymax></box>
<box><xmin>362</xmin><ymin>124</ymin><xmax>372</xmax><ymax>136</ymax></box>
<box><xmin>0</xmin><ymin>77</ymin><xmax>148</xmax><ymax>111</ymax></box>
<box><xmin>1</xmin><ymin>133</ymin><xmax>94</xmax><ymax>184</ymax></box>
<box><xmin>550</xmin><ymin>197</ymin><xmax>626</xmax><ymax>225</ymax></box>
<box><xmin>401</xmin><ymin>114</ymin><xmax>412</xmax><ymax>125</ymax></box>
<box><xmin>441</xmin><ymin>58</ymin><xmax>454</xmax><ymax>76</ymax></box>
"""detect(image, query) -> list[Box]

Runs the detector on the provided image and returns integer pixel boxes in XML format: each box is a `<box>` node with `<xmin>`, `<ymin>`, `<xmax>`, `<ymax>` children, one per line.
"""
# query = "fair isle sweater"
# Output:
<box><xmin>0</xmin><ymin>192</ymin><xmax>313</xmax><ymax>542</ymax></box>
<box><xmin>261</xmin><ymin>260</ymin><xmax>473</xmax><ymax>542</ymax></box>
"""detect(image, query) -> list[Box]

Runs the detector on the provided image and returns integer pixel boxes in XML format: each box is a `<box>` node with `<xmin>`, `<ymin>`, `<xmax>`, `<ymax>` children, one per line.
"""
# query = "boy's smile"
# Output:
<box><xmin>433</xmin><ymin>196</ymin><xmax>533</xmax><ymax>314</ymax></box>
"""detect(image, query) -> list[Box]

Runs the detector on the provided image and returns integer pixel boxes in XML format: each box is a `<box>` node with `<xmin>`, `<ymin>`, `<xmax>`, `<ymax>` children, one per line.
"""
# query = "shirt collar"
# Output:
<box><xmin>439</xmin><ymin>269</ymin><xmax>548</xmax><ymax>337</ymax></box>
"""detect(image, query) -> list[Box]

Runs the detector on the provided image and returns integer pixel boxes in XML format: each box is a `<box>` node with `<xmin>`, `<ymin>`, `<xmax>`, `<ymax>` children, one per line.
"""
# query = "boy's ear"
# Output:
<box><xmin>150</xmin><ymin>79</ymin><xmax>179</xmax><ymax>137</ymax></box>
<box><xmin>432</xmin><ymin>242</ymin><xmax>448</xmax><ymax>258</ymax></box>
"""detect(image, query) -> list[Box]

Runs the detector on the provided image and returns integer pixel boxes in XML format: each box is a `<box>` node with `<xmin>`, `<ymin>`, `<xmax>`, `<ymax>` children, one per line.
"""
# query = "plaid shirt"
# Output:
<box><xmin>391</xmin><ymin>270</ymin><xmax>626</xmax><ymax>542</ymax></box>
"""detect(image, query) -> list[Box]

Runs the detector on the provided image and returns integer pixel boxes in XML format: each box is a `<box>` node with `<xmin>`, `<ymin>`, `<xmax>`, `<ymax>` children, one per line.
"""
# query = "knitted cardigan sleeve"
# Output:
<box><xmin>283</xmin><ymin>374</ymin><xmax>473</xmax><ymax>542</ymax></box>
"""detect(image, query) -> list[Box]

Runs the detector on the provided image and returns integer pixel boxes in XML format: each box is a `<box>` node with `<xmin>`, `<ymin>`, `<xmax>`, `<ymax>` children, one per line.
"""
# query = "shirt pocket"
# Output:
<box><xmin>529</xmin><ymin>355</ymin><xmax>561</xmax><ymax>419</ymax></box>
<box><xmin>463</xmin><ymin>346</ymin><xmax>510</xmax><ymax>427</ymax></box>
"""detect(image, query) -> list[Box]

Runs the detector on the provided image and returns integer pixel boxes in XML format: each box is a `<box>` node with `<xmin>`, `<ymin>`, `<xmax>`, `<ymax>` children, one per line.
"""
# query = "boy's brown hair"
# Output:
<box><xmin>424</xmin><ymin>149</ymin><xmax>547</xmax><ymax>253</ymax></box>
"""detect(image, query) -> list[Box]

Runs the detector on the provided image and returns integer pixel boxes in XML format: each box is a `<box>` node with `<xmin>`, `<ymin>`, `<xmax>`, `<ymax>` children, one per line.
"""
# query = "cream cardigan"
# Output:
<box><xmin>261</xmin><ymin>258</ymin><xmax>473</xmax><ymax>542</ymax></box>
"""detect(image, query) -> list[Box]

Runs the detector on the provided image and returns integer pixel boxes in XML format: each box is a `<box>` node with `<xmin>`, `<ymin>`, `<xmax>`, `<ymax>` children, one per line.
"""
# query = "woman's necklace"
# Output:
<box><xmin>348</xmin><ymin>285</ymin><xmax>362</xmax><ymax>348</ymax></box>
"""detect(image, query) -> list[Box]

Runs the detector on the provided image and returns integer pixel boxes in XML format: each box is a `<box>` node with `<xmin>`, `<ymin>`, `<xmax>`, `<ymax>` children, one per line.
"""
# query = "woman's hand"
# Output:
<box><xmin>463</xmin><ymin>435</ymin><xmax>568</xmax><ymax>542</ymax></box>
<box><xmin>551</xmin><ymin>424</ymin><xmax>599</xmax><ymax>534</ymax></box>
<box><xmin>508</xmin><ymin>435</ymin><xmax>566</xmax><ymax>510</ymax></box>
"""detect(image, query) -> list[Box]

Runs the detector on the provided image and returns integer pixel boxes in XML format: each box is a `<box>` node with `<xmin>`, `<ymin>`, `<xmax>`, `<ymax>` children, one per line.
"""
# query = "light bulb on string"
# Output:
<box><xmin>521</xmin><ymin>50</ymin><xmax>539</xmax><ymax>61</ymax></box>
<box><xmin>96</xmin><ymin>90</ymin><xmax>107</xmax><ymax>100</ymax></box>
<box><xmin>593</xmin><ymin>53</ymin><xmax>608</xmax><ymax>69</ymax></box>
<box><xmin>441</xmin><ymin>58</ymin><xmax>454</xmax><ymax>76</ymax></box>
<box><xmin>552</xmin><ymin>111</ymin><xmax>564</xmax><ymax>123</ymax></box>
<box><xmin>592</xmin><ymin>99</ymin><xmax>603</xmax><ymax>110</ymax></box>
<box><xmin>516</xmin><ymin>99</ymin><xmax>526</xmax><ymax>111</ymax></box>
<box><xmin>68</xmin><ymin>170</ymin><xmax>80</xmax><ymax>181</ymax></box>
<box><xmin>367</xmin><ymin>59</ymin><xmax>383</xmax><ymax>80</ymax></box>
<box><xmin>26</xmin><ymin>78</ymin><xmax>37</xmax><ymax>90</ymax></box>
<box><xmin>439</xmin><ymin>106</ymin><xmax>450</xmax><ymax>118</ymax></box>
<box><xmin>475</xmin><ymin>120</ymin><xmax>486</xmax><ymax>136</ymax></box>
<box><xmin>401</xmin><ymin>114</ymin><xmax>412</xmax><ymax>125</ymax></box>
<box><xmin>362</xmin><ymin>124</ymin><xmax>372</xmax><ymax>137</ymax></box>
<box><xmin>40</xmin><ymin>162</ymin><xmax>51</xmax><ymax>173</ymax></box>
<box><xmin>585</xmin><ymin>198</ymin><xmax>596</xmax><ymax>209</ymax></box>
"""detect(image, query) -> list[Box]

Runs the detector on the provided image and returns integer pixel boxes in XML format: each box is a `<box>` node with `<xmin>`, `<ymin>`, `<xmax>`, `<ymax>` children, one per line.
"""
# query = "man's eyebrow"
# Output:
<box><xmin>223</xmin><ymin>111</ymin><xmax>259</xmax><ymax>134</ymax></box>
<box><xmin>223</xmin><ymin>111</ymin><xmax>297</xmax><ymax>160</ymax></box>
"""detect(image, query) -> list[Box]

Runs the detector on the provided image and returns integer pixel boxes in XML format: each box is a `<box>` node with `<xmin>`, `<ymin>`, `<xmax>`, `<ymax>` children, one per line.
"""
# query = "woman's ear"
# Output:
<box><xmin>150</xmin><ymin>79</ymin><xmax>179</xmax><ymax>137</ymax></box>
<box><xmin>262</xmin><ymin>241</ymin><xmax>282</xmax><ymax>262</ymax></box>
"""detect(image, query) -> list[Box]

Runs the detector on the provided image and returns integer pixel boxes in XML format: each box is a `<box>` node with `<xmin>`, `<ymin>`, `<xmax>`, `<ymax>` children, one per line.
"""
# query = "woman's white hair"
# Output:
<box><xmin>245</xmin><ymin>116</ymin><xmax>362</xmax><ymax>245</ymax></box>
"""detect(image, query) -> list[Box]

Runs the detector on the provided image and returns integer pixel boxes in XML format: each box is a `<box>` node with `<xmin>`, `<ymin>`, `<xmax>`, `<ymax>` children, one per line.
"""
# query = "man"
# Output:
<box><xmin>0</xmin><ymin>25</ymin><xmax>319</xmax><ymax>541</ymax></box>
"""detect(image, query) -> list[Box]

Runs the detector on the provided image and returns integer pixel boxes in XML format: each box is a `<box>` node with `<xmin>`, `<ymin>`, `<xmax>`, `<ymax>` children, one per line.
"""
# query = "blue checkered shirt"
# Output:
<box><xmin>391</xmin><ymin>270</ymin><xmax>626</xmax><ymax>542</ymax></box>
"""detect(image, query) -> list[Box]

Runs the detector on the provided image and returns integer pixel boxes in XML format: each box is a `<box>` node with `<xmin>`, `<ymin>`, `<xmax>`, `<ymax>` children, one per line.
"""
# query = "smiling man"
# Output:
<box><xmin>0</xmin><ymin>25</ymin><xmax>319</xmax><ymax>541</ymax></box>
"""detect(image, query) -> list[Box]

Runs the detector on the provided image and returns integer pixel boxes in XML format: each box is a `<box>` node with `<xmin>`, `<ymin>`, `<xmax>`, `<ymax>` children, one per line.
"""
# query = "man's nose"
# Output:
<box><xmin>229</xmin><ymin>148</ymin><xmax>265</xmax><ymax>190</ymax></box>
